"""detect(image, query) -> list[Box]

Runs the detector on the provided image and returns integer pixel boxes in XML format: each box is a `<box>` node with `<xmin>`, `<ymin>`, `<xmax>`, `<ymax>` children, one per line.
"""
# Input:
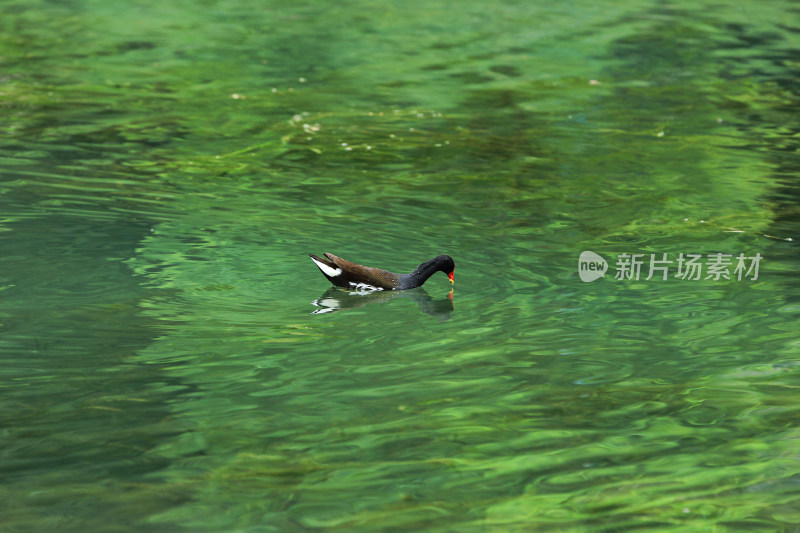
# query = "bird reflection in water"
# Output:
<box><xmin>311</xmin><ymin>287</ymin><xmax>453</xmax><ymax>320</ymax></box>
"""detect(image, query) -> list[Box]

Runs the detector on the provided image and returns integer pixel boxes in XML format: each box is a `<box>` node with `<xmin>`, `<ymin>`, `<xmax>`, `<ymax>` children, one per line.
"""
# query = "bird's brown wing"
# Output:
<box><xmin>325</xmin><ymin>253</ymin><xmax>401</xmax><ymax>290</ymax></box>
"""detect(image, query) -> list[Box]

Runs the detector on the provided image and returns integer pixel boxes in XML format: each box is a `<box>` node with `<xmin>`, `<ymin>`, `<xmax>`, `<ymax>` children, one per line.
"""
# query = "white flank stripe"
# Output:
<box><xmin>349</xmin><ymin>281</ymin><xmax>382</xmax><ymax>292</ymax></box>
<box><xmin>311</xmin><ymin>257</ymin><xmax>342</xmax><ymax>277</ymax></box>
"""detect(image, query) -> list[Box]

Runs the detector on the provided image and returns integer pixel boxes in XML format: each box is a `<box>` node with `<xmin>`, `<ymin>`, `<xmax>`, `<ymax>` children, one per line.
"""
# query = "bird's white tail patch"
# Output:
<box><xmin>311</xmin><ymin>256</ymin><xmax>342</xmax><ymax>277</ymax></box>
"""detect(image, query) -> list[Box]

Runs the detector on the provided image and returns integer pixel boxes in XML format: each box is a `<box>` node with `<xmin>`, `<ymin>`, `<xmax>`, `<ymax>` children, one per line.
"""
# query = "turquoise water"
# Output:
<box><xmin>2</xmin><ymin>0</ymin><xmax>800</xmax><ymax>530</ymax></box>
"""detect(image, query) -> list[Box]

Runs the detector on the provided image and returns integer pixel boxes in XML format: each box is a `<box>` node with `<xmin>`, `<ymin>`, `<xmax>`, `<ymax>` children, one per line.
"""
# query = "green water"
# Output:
<box><xmin>2</xmin><ymin>0</ymin><xmax>800</xmax><ymax>530</ymax></box>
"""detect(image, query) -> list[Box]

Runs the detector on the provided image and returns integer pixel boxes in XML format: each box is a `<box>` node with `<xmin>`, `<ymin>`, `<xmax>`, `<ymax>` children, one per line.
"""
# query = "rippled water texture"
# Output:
<box><xmin>2</xmin><ymin>0</ymin><xmax>800</xmax><ymax>531</ymax></box>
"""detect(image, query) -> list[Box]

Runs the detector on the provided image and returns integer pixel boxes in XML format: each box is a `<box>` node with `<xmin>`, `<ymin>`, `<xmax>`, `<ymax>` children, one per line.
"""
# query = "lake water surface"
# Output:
<box><xmin>2</xmin><ymin>0</ymin><xmax>800</xmax><ymax>531</ymax></box>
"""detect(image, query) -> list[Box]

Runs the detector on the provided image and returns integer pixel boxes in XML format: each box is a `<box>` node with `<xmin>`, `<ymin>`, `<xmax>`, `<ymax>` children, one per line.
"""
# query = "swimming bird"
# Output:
<box><xmin>309</xmin><ymin>253</ymin><xmax>454</xmax><ymax>291</ymax></box>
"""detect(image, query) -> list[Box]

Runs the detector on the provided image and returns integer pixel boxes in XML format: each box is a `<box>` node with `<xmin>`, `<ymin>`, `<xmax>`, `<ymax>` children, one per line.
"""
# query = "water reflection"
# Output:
<box><xmin>4</xmin><ymin>0</ymin><xmax>800</xmax><ymax>530</ymax></box>
<box><xmin>311</xmin><ymin>287</ymin><xmax>454</xmax><ymax>319</ymax></box>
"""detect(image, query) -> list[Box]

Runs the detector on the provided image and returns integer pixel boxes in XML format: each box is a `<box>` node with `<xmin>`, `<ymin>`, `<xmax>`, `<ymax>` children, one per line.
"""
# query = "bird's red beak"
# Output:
<box><xmin>448</xmin><ymin>271</ymin><xmax>454</xmax><ymax>284</ymax></box>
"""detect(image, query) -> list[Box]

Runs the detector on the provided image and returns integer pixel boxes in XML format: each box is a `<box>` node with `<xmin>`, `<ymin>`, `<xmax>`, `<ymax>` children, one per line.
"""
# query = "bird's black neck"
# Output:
<box><xmin>397</xmin><ymin>256</ymin><xmax>449</xmax><ymax>289</ymax></box>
